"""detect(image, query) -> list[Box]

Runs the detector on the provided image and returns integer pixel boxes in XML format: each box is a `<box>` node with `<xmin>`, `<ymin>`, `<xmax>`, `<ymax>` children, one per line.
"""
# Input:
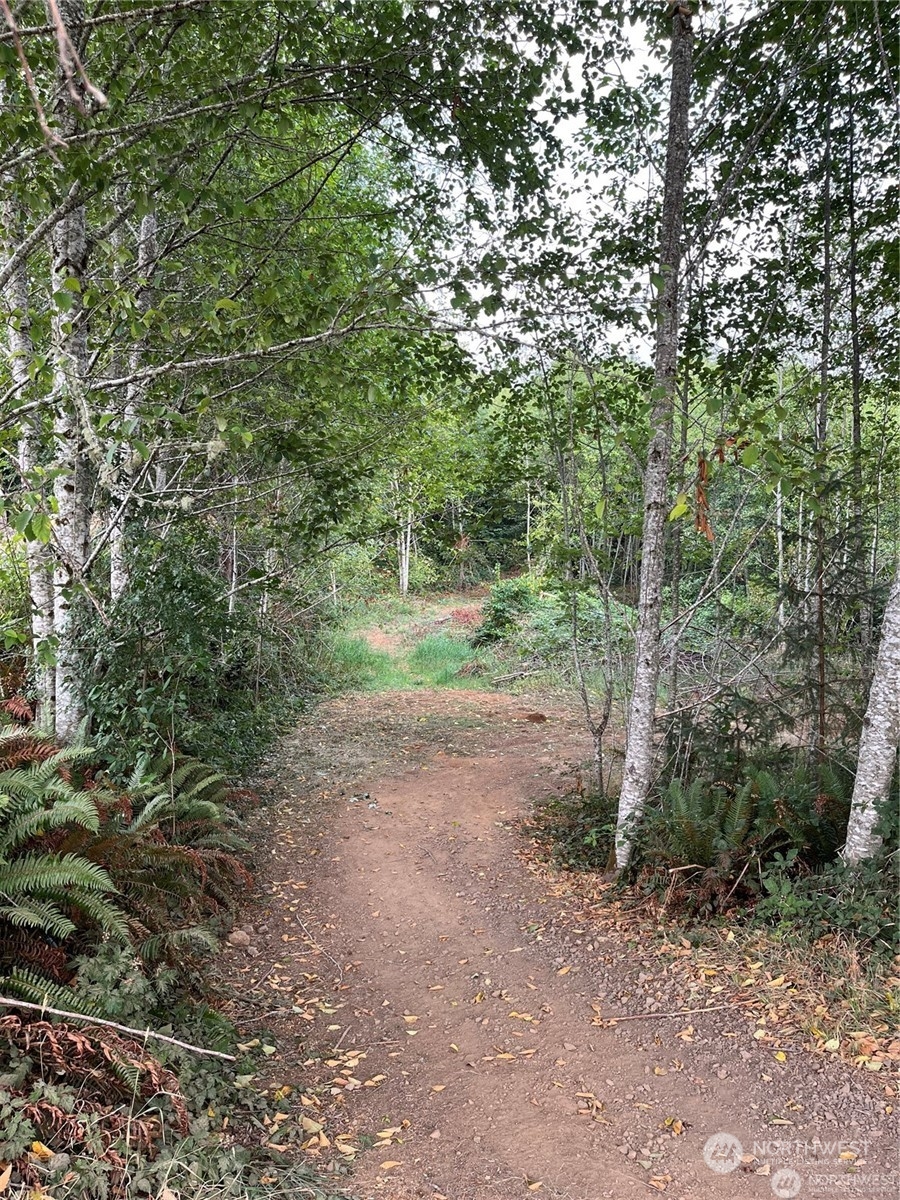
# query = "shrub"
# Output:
<box><xmin>756</xmin><ymin>852</ymin><xmax>899</xmax><ymax>955</ymax></box>
<box><xmin>0</xmin><ymin>728</ymin><xmax>129</xmax><ymax>971</ymax></box>
<box><xmin>472</xmin><ymin>577</ymin><xmax>537</xmax><ymax>644</ymax></box>
<box><xmin>525</xmin><ymin>787</ymin><xmax>618</xmax><ymax>873</ymax></box>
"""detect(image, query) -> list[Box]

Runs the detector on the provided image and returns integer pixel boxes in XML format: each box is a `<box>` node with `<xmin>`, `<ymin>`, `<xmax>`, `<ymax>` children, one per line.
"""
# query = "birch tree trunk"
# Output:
<box><xmin>842</xmin><ymin>562</ymin><xmax>900</xmax><ymax>863</ymax></box>
<box><xmin>48</xmin><ymin>0</ymin><xmax>92</xmax><ymax>742</ymax></box>
<box><xmin>814</xmin><ymin>68</ymin><xmax>832</xmax><ymax>764</ymax></box>
<box><xmin>614</xmin><ymin>5</ymin><xmax>692</xmax><ymax>869</ymax></box>
<box><xmin>110</xmin><ymin>211</ymin><xmax>157</xmax><ymax>601</ymax></box>
<box><xmin>2</xmin><ymin>202</ymin><xmax>56</xmax><ymax>728</ymax></box>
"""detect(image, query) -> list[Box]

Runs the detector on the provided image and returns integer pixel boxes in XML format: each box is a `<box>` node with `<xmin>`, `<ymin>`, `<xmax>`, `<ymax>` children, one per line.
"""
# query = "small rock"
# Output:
<box><xmin>430</xmin><ymin>1130</ymin><xmax>441</xmax><ymax>1139</ymax></box>
<box><xmin>227</xmin><ymin>929</ymin><xmax>251</xmax><ymax>947</ymax></box>
<box><xmin>37</xmin><ymin>1153</ymin><xmax>71</xmax><ymax>1175</ymax></box>
<box><xmin>246</xmin><ymin>945</ymin><xmax>261</xmax><ymax>957</ymax></box>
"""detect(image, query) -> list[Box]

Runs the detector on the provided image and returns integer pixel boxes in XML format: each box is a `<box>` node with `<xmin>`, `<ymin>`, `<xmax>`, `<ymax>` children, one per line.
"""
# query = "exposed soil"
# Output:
<box><xmin>218</xmin><ymin>680</ymin><xmax>897</xmax><ymax>1200</ymax></box>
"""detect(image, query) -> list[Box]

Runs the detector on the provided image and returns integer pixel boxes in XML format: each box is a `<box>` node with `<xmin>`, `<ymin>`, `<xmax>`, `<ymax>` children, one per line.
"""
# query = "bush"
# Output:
<box><xmin>76</xmin><ymin>527</ymin><xmax>314</xmax><ymax>775</ymax></box>
<box><xmin>472</xmin><ymin>577</ymin><xmax>537</xmax><ymax>644</ymax></box>
<box><xmin>756</xmin><ymin>851</ymin><xmax>899</xmax><ymax>955</ymax></box>
<box><xmin>525</xmin><ymin>787</ymin><xmax>617</xmax><ymax>873</ymax></box>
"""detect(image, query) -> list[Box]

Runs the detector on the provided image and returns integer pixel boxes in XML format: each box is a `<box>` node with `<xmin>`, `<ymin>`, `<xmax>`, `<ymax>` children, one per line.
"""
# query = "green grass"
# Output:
<box><xmin>325</xmin><ymin>628</ymin><xmax>496</xmax><ymax>691</ymax></box>
<box><xmin>325</xmin><ymin>632</ymin><xmax>408</xmax><ymax>689</ymax></box>
<box><xmin>407</xmin><ymin>633</ymin><xmax>478</xmax><ymax>685</ymax></box>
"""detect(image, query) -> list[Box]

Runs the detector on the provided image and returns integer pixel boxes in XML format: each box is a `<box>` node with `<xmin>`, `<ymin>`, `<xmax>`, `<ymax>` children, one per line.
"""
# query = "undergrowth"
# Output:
<box><xmin>0</xmin><ymin>720</ymin><xmax>342</xmax><ymax>1198</ymax></box>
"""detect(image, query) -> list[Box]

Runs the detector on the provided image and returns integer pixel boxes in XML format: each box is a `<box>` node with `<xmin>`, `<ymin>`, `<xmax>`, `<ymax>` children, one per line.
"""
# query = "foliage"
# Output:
<box><xmin>0</xmin><ymin>725</ymin><xmax>254</xmax><ymax>1005</ymax></box>
<box><xmin>76</xmin><ymin>529</ymin><xmax>314</xmax><ymax>775</ymax></box>
<box><xmin>524</xmin><ymin>787</ymin><xmax>618</xmax><ymax>874</ymax></box>
<box><xmin>472</xmin><ymin>577</ymin><xmax>537</xmax><ymax>645</ymax></box>
<box><xmin>0</xmin><ymin>728</ymin><xmax>128</xmax><ymax>962</ymax></box>
<box><xmin>755</xmin><ymin>853</ymin><xmax>899</xmax><ymax>956</ymax></box>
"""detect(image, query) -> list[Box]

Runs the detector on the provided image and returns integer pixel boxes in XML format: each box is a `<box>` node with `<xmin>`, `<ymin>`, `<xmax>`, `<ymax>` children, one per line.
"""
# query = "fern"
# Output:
<box><xmin>0</xmin><ymin>852</ymin><xmax>115</xmax><ymax>894</ymax></box>
<box><xmin>0</xmin><ymin>966</ymin><xmax>103</xmax><ymax>1015</ymax></box>
<box><xmin>139</xmin><ymin>925</ymin><xmax>218</xmax><ymax>964</ymax></box>
<box><xmin>648</xmin><ymin>778</ymin><xmax>762</xmax><ymax>870</ymax></box>
<box><xmin>0</xmin><ymin>795</ymin><xmax>101</xmax><ymax>854</ymax></box>
<box><xmin>0</xmin><ymin>898</ymin><xmax>78</xmax><ymax>939</ymax></box>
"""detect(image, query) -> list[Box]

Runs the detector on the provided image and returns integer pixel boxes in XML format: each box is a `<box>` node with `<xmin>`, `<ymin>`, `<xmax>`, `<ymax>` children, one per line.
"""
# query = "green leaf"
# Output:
<box><xmin>668</xmin><ymin>493</ymin><xmax>690</xmax><ymax>521</ymax></box>
<box><xmin>29</xmin><ymin>513</ymin><xmax>52</xmax><ymax>544</ymax></box>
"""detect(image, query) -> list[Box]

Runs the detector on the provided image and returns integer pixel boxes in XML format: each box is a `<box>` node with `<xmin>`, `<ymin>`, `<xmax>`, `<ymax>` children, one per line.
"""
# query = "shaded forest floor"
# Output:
<box><xmin>217</xmin><ymin>599</ymin><xmax>897</xmax><ymax>1200</ymax></box>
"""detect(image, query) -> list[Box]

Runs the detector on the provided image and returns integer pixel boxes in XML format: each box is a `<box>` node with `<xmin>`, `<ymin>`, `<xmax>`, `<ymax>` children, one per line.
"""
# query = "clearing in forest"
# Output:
<box><xmin>219</xmin><ymin>601</ymin><xmax>897</xmax><ymax>1200</ymax></box>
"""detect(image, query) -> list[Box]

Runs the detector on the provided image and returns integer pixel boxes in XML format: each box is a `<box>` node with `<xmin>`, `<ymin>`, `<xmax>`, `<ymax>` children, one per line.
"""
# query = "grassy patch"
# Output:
<box><xmin>325</xmin><ymin>631</ymin><xmax>408</xmax><ymax>689</ymax></box>
<box><xmin>407</xmin><ymin>633</ymin><xmax>480</xmax><ymax>685</ymax></box>
<box><xmin>325</xmin><ymin>627</ymin><xmax>496</xmax><ymax>691</ymax></box>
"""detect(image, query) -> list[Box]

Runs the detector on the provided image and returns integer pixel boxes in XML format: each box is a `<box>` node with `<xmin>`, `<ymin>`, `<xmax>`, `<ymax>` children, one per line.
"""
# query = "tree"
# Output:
<box><xmin>613</xmin><ymin>3</ymin><xmax>692</xmax><ymax>869</ymax></box>
<box><xmin>1</xmin><ymin>0</ymin><xmax>599</xmax><ymax>741</ymax></box>
<box><xmin>842</xmin><ymin>562</ymin><xmax>900</xmax><ymax>864</ymax></box>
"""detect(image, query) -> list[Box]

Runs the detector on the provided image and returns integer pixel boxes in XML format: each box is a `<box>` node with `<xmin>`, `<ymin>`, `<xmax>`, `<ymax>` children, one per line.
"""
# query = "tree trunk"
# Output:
<box><xmin>49</xmin><ymin>0</ymin><xmax>92</xmax><ymax>742</ymax></box>
<box><xmin>842</xmin><ymin>562</ymin><xmax>900</xmax><ymax>864</ymax></box>
<box><xmin>614</xmin><ymin>5</ymin><xmax>692</xmax><ymax>869</ymax></box>
<box><xmin>847</xmin><ymin>93</ymin><xmax>869</xmax><ymax>654</ymax></box>
<box><xmin>110</xmin><ymin>210</ymin><xmax>157</xmax><ymax>601</ymax></box>
<box><xmin>2</xmin><ymin>201</ymin><xmax>56</xmax><ymax>728</ymax></box>
<box><xmin>814</xmin><ymin>67</ymin><xmax>832</xmax><ymax>765</ymax></box>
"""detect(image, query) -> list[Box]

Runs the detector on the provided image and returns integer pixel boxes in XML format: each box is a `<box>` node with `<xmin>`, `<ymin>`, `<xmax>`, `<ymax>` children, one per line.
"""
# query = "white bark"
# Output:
<box><xmin>398</xmin><ymin>511</ymin><xmax>412</xmax><ymax>597</ymax></box>
<box><xmin>615</xmin><ymin>7</ymin><xmax>692</xmax><ymax>869</ymax></box>
<box><xmin>110</xmin><ymin>209</ymin><xmax>157</xmax><ymax>601</ymax></box>
<box><xmin>2</xmin><ymin>201</ymin><xmax>56</xmax><ymax>728</ymax></box>
<box><xmin>842</xmin><ymin>563</ymin><xmax>900</xmax><ymax>864</ymax></box>
<box><xmin>392</xmin><ymin>473</ymin><xmax>412</xmax><ymax>596</ymax></box>
<box><xmin>48</xmin><ymin>0</ymin><xmax>92</xmax><ymax>742</ymax></box>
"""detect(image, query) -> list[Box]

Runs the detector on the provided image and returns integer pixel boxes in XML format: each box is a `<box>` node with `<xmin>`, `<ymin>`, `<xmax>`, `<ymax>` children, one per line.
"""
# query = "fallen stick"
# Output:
<box><xmin>601</xmin><ymin>999</ymin><xmax>756</xmax><ymax>1023</ymax></box>
<box><xmin>0</xmin><ymin>994</ymin><xmax>236</xmax><ymax>1061</ymax></box>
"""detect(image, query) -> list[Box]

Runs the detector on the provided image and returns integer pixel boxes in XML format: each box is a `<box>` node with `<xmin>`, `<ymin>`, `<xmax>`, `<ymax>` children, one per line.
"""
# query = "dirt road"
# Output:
<box><xmin>221</xmin><ymin>686</ymin><xmax>896</xmax><ymax>1200</ymax></box>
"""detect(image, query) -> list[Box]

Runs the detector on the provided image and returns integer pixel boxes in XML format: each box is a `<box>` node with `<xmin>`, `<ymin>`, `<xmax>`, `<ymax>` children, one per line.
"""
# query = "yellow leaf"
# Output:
<box><xmin>432</xmin><ymin>1085</ymin><xmax>446</xmax><ymax>1092</ymax></box>
<box><xmin>159</xmin><ymin>1189</ymin><xmax>177</xmax><ymax>1200</ymax></box>
<box><xmin>839</xmin><ymin>1151</ymin><xmax>857</xmax><ymax>1161</ymax></box>
<box><xmin>0</xmin><ymin>1164</ymin><xmax>11</xmax><ymax>1193</ymax></box>
<box><xmin>557</xmin><ymin>965</ymin><xmax>571</xmax><ymax>975</ymax></box>
<box><xmin>403</xmin><ymin>1015</ymin><xmax>418</xmax><ymax>1023</ymax></box>
<box><xmin>774</xmin><ymin>1051</ymin><xmax>787</xmax><ymax>1062</ymax></box>
<box><xmin>823</xmin><ymin>1038</ymin><xmax>840</xmax><ymax>1052</ymax></box>
<box><xmin>31</xmin><ymin>1142</ymin><xmax>54</xmax><ymax>1163</ymax></box>
<box><xmin>300</xmin><ymin>1117</ymin><xmax>323</xmax><ymax>1134</ymax></box>
<box><xmin>380</xmin><ymin>1161</ymin><xmax>402</xmax><ymax>1170</ymax></box>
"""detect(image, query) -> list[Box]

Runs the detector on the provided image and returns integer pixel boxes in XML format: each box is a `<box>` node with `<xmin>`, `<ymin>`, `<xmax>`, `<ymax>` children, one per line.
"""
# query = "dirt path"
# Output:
<box><xmin>220</xmin><ymin>685</ymin><xmax>896</xmax><ymax>1200</ymax></box>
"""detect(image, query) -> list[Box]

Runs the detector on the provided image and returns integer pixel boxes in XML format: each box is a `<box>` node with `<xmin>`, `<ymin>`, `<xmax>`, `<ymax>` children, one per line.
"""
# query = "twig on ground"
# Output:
<box><xmin>0</xmin><ymin>994</ymin><xmax>236</xmax><ymax>1060</ymax></box>
<box><xmin>602</xmin><ymin>998</ymin><xmax>757</xmax><ymax>1023</ymax></box>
